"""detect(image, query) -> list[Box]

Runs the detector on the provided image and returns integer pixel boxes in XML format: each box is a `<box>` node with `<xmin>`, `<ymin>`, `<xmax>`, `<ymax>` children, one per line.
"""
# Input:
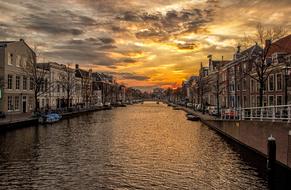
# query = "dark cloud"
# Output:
<box><xmin>136</xmin><ymin>28</ymin><xmax>168</xmax><ymax>41</ymax></box>
<box><xmin>131</xmin><ymin>8</ymin><xmax>214</xmax><ymax>41</ymax></box>
<box><xmin>99</xmin><ymin>37</ymin><xmax>115</xmax><ymax>44</ymax></box>
<box><xmin>98</xmin><ymin>44</ymin><xmax>117</xmax><ymax>50</ymax></box>
<box><xmin>106</xmin><ymin>72</ymin><xmax>150</xmax><ymax>81</ymax></box>
<box><xmin>21</xmin><ymin>10</ymin><xmax>97</xmax><ymax>36</ymax></box>
<box><xmin>177</xmin><ymin>42</ymin><xmax>198</xmax><ymax>50</ymax></box>
<box><xmin>44</xmin><ymin>49</ymin><xmax>117</xmax><ymax>67</ymax></box>
<box><xmin>121</xmin><ymin>58</ymin><xmax>137</xmax><ymax>63</ymax></box>
<box><xmin>116</xmin><ymin>11</ymin><xmax>142</xmax><ymax>22</ymax></box>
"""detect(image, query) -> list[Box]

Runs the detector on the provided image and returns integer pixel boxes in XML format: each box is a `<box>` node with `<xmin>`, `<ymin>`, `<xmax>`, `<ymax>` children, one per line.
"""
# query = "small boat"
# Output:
<box><xmin>173</xmin><ymin>106</ymin><xmax>180</xmax><ymax>110</ymax></box>
<box><xmin>186</xmin><ymin>113</ymin><xmax>200</xmax><ymax>121</ymax></box>
<box><xmin>39</xmin><ymin>113</ymin><xmax>62</xmax><ymax>124</ymax></box>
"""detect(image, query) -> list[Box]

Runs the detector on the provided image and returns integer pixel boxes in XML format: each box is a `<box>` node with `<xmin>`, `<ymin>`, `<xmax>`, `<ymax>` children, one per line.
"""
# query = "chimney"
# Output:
<box><xmin>75</xmin><ymin>64</ymin><xmax>79</xmax><ymax>69</ymax></box>
<box><xmin>19</xmin><ymin>39</ymin><xmax>24</xmax><ymax>42</ymax></box>
<box><xmin>265</xmin><ymin>39</ymin><xmax>272</xmax><ymax>49</ymax></box>
<box><xmin>222</xmin><ymin>56</ymin><xmax>224</xmax><ymax>61</ymax></box>
<box><xmin>237</xmin><ymin>45</ymin><xmax>241</xmax><ymax>53</ymax></box>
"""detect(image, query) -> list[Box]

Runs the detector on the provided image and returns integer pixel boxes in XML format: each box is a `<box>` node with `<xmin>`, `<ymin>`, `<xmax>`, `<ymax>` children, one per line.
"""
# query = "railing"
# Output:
<box><xmin>221</xmin><ymin>105</ymin><xmax>291</xmax><ymax>123</ymax></box>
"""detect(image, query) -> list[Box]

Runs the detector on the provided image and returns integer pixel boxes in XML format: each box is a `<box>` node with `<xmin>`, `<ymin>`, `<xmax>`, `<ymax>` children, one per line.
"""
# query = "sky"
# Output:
<box><xmin>0</xmin><ymin>0</ymin><xmax>290</xmax><ymax>90</ymax></box>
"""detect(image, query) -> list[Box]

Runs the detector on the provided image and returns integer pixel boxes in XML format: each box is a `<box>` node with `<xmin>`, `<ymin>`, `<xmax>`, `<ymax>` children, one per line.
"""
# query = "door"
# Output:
<box><xmin>22</xmin><ymin>96</ymin><xmax>27</xmax><ymax>113</ymax></box>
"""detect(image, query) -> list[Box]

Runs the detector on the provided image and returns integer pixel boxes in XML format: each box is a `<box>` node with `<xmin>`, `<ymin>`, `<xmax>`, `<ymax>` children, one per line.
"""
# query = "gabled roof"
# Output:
<box><xmin>211</xmin><ymin>60</ymin><xmax>231</xmax><ymax>69</ymax></box>
<box><xmin>240</xmin><ymin>44</ymin><xmax>262</xmax><ymax>57</ymax></box>
<box><xmin>75</xmin><ymin>68</ymin><xmax>90</xmax><ymax>78</ymax></box>
<box><xmin>0</xmin><ymin>41</ymin><xmax>16</xmax><ymax>46</ymax></box>
<box><xmin>267</xmin><ymin>34</ymin><xmax>291</xmax><ymax>56</ymax></box>
<box><xmin>0</xmin><ymin>39</ymin><xmax>36</xmax><ymax>55</ymax></box>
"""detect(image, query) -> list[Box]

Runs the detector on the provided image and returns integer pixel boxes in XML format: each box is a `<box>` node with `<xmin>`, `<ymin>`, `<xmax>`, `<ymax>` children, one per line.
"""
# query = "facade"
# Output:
<box><xmin>0</xmin><ymin>39</ymin><xmax>35</xmax><ymax>114</ymax></box>
<box><xmin>192</xmin><ymin>34</ymin><xmax>291</xmax><ymax>111</ymax></box>
<box><xmin>37</xmin><ymin>62</ymin><xmax>85</xmax><ymax>110</ymax></box>
<box><xmin>75</xmin><ymin>64</ymin><xmax>93</xmax><ymax>107</ymax></box>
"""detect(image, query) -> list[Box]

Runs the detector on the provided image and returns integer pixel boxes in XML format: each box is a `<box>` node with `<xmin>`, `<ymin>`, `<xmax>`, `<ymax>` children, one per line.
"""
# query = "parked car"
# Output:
<box><xmin>208</xmin><ymin>106</ymin><xmax>219</xmax><ymax>116</ymax></box>
<box><xmin>222</xmin><ymin>109</ymin><xmax>238</xmax><ymax>119</ymax></box>
<box><xmin>96</xmin><ymin>102</ymin><xmax>103</xmax><ymax>107</ymax></box>
<box><xmin>196</xmin><ymin>104</ymin><xmax>202</xmax><ymax>111</ymax></box>
<box><xmin>104</xmin><ymin>102</ymin><xmax>111</xmax><ymax>107</ymax></box>
<box><xmin>186</xmin><ymin>103</ymin><xmax>193</xmax><ymax>108</ymax></box>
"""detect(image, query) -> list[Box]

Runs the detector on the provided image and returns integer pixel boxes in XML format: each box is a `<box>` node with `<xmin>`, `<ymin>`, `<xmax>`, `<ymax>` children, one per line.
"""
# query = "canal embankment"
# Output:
<box><xmin>169</xmin><ymin>104</ymin><xmax>291</xmax><ymax>169</ymax></box>
<box><xmin>0</xmin><ymin>106</ymin><xmax>114</xmax><ymax>132</ymax></box>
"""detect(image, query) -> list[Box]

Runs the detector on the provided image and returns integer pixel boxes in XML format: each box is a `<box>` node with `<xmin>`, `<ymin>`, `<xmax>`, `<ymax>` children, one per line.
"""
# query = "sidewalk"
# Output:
<box><xmin>0</xmin><ymin>112</ymin><xmax>35</xmax><ymax>125</ymax></box>
<box><xmin>168</xmin><ymin>103</ymin><xmax>216</xmax><ymax>120</ymax></box>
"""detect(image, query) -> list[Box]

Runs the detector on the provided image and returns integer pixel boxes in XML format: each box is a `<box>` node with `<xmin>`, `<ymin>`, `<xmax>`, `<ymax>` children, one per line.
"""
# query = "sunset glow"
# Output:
<box><xmin>1</xmin><ymin>0</ymin><xmax>290</xmax><ymax>90</ymax></box>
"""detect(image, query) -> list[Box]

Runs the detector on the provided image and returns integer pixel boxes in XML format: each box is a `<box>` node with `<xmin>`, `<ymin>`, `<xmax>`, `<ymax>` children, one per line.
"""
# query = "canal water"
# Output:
<box><xmin>0</xmin><ymin>102</ymin><xmax>269</xmax><ymax>189</ymax></box>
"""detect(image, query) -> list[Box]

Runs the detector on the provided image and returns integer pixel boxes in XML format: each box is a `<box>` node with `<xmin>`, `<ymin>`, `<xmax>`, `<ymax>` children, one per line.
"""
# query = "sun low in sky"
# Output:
<box><xmin>0</xmin><ymin>0</ymin><xmax>290</xmax><ymax>90</ymax></box>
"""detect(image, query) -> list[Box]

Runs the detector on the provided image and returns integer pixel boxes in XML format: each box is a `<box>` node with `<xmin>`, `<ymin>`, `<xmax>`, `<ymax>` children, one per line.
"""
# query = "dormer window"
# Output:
<box><xmin>272</xmin><ymin>52</ymin><xmax>287</xmax><ymax>64</ymax></box>
<box><xmin>8</xmin><ymin>53</ymin><xmax>13</xmax><ymax>65</ymax></box>
<box><xmin>16</xmin><ymin>55</ymin><xmax>21</xmax><ymax>67</ymax></box>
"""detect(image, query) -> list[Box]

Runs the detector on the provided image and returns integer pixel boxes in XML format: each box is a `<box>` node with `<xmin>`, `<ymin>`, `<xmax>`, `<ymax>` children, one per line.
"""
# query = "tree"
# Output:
<box><xmin>213</xmin><ymin>64</ymin><xmax>224</xmax><ymax>116</ymax></box>
<box><xmin>22</xmin><ymin>47</ymin><xmax>49</xmax><ymax>113</ymax></box>
<box><xmin>58</xmin><ymin>64</ymin><xmax>77</xmax><ymax>110</ymax></box>
<box><xmin>240</xmin><ymin>23</ymin><xmax>287</xmax><ymax>49</ymax></box>
<box><xmin>240</xmin><ymin>23</ymin><xmax>288</xmax><ymax>107</ymax></box>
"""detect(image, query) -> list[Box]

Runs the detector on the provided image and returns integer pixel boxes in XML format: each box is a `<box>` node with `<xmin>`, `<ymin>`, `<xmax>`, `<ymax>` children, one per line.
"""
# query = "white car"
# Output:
<box><xmin>186</xmin><ymin>103</ymin><xmax>193</xmax><ymax>108</ymax></box>
<box><xmin>104</xmin><ymin>102</ymin><xmax>111</xmax><ymax>107</ymax></box>
<box><xmin>96</xmin><ymin>102</ymin><xmax>103</xmax><ymax>107</ymax></box>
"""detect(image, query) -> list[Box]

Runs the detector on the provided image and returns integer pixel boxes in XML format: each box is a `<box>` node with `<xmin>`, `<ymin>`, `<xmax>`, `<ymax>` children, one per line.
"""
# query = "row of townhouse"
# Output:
<box><xmin>0</xmin><ymin>39</ymin><xmax>127</xmax><ymax>114</ymax></box>
<box><xmin>184</xmin><ymin>34</ymin><xmax>291</xmax><ymax>109</ymax></box>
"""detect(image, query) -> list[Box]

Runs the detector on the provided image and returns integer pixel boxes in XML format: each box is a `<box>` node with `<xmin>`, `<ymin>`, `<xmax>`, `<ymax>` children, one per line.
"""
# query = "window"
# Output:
<box><xmin>268</xmin><ymin>74</ymin><xmax>274</xmax><ymax>91</ymax></box>
<box><xmin>243</xmin><ymin>95</ymin><xmax>247</xmax><ymax>107</ymax></box>
<box><xmin>57</xmin><ymin>84</ymin><xmax>60</xmax><ymax>92</ymax></box>
<box><xmin>30</xmin><ymin>78</ymin><xmax>34</xmax><ymax>90</ymax></box>
<box><xmin>277</xmin><ymin>96</ymin><xmax>283</xmax><ymax>105</ymax></box>
<box><xmin>237</xmin><ymin>96</ymin><xmax>240</xmax><ymax>107</ymax></box>
<box><xmin>8</xmin><ymin>96</ymin><xmax>13</xmax><ymax>111</ymax></box>
<box><xmin>257</xmin><ymin>96</ymin><xmax>260</xmax><ymax>106</ymax></box>
<box><xmin>16</xmin><ymin>55</ymin><xmax>21</xmax><ymax>67</ymax></box>
<box><xmin>16</xmin><ymin>76</ymin><xmax>20</xmax><ymax>89</ymax></box>
<box><xmin>243</xmin><ymin>63</ymin><xmax>247</xmax><ymax>72</ymax></box>
<box><xmin>41</xmin><ymin>99</ymin><xmax>45</xmax><ymax>107</ymax></box>
<box><xmin>14</xmin><ymin>96</ymin><xmax>20</xmax><ymax>110</ymax></box>
<box><xmin>242</xmin><ymin>78</ymin><xmax>247</xmax><ymax>91</ymax></box>
<box><xmin>237</xmin><ymin>82</ymin><xmax>240</xmax><ymax>91</ymax></box>
<box><xmin>251</xmin><ymin>79</ymin><xmax>256</xmax><ymax>93</ymax></box>
<box><xmin>8</xmin><ymin>53</ymin><xmax>13</xmax><ymax>65</ymax></box>
<box><xmin>8</xmin><ymin>75</ymin><xmax>13</xmax><ymax>89</ymax></box>
<box><xmin>23</xmin><ymin>77</ymin><xmax>27</xmax><ymax>90</ymax></box>
<box><xmin>263</xmin><ymin>96</ymin><xmax>267</xmax><ymax>106</ymax></box>
<box><xmin>21</xmin><ymin>57</ymin><xmax>27</xmax><ymax>67</ymax></box>
<box><xmin>269</xmin><ymin>95</ymin><xmax>274</xmax><ymax>106</ymax></box>
<box><xmin>276</xmin><ymin>74</ymin><xmax>282</xmax><ymax>91</ymax></box>
<box><xmin>44</xmin><ymin>79</ymin><xmax>48</xmax><ymax>92</ymax></box>
<box><xmin>251</xmin><ymin>95</ymin><xmax>256</xmax><ymax>106</ymax></box>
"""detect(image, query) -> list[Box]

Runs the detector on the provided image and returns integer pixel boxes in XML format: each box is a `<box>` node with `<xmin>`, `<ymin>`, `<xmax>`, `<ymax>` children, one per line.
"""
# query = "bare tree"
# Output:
<box><xmin>240</xmin><ymin>22</ymin><xmax>287</xmax><ymax>49</ymax></box>
<box><xmin>22</xmin><ymin>47</ymin><xmax>50</xmax><ymax>113</ymax></box>
<box><xmin>240</xmin><ymin>23</ymin><xmax>288</xmax><ymax>107</ymax></box>
<box><xmin>58</xmin><ymin>64</ymin><xmax>77</xmax><ymax>110</ymax></box>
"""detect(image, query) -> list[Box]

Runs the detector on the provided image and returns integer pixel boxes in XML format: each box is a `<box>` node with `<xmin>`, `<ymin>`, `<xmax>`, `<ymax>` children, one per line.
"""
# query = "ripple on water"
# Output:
<box><xmin>0</xmin><ymin>102</ymin><xmax>268</xmax><ymax>189</ymax></box>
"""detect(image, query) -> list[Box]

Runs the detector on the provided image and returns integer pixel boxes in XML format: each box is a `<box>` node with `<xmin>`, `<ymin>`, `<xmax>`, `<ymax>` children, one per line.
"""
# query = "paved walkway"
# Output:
<box><xmin>0</xmin><ymin>112</ymin><xmax>34</xmax><ymax>125</ymax></box>
<box><xmin>167</xmin><ymin>103</ymin><xmax>216</xmax><ymax>120</ymax></box>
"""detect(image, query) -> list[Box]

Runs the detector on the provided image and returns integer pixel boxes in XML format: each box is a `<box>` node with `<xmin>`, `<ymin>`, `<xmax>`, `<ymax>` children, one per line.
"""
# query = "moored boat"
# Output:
<box><xmin>186</xmin><ymin>113</ymin><xmax>200</xmax><ymax>121</ymax></box>
<box><xmin>173</xmin><ymin>106</ymin><xmax>180</xmax><ymax>110</ymax></box>
<box><xmin>38</xmin><ymin>113</ymin><xmax>62</xmax><ymax>124</ymax></box>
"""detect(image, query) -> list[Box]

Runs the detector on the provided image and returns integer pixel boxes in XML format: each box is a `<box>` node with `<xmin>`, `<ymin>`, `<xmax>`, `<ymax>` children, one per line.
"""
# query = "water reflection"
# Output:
<box><xmin>0</xmin><ymin>102</ymin><xmax>268</xmax><ymax>189</ymax></box>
